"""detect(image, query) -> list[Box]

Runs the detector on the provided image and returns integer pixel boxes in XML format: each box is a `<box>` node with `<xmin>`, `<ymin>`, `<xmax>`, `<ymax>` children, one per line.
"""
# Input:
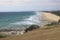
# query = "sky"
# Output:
<box><xmin>0</xmin><ymin>0</ymin><xmax>60</xmax><ymax>12</ymax></box>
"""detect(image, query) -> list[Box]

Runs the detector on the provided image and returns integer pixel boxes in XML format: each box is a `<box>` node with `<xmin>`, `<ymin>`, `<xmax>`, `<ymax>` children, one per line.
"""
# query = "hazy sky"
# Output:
<box><xmin>0</xmin><ymin>0</ymin><xmax>60</xmax><ymax>12</ymax></box>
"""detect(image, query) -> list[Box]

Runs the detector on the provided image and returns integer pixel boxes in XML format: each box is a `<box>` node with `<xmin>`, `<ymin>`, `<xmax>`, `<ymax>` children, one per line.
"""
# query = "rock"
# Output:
<box><xmin>24</xmin><ymin>25</ymin><xmax>40</xmax><ymax>32</ymax></box>
<box><xmin>58</xmin><ymin>20</ymin><xmax>60</xmax><ymax>24</ymax></box>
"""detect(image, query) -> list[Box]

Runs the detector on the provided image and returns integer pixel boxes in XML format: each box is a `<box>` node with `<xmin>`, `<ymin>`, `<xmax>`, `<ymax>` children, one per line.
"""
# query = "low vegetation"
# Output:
<box><xmin>0</xmin><ymin>34</ymin><xmax>8</xmax><ymax>38</ymax></box>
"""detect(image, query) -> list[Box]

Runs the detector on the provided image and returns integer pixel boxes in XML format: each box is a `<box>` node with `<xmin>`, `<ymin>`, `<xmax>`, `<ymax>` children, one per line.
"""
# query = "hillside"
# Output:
<box><xmin>0</xmin><ymin>24</ymin><xmax>60</xmax><ymax>40</ymax></box>
<box><xmin>50</xmin><ymin>11</ymin><xmax>60</xmax><ymax>16</ymax></box>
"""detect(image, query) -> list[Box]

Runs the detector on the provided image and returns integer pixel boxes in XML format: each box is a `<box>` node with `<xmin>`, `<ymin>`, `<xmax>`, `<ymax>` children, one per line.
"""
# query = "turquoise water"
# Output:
<box><xmin>0</xmin><ymin>12</ymin><xmax>46</xmax><ymax>29</ymax></box>
<box><xmin>0</xmin><ymin>12</ymin><xmax>38</xmax><ymax>29</ymax></box>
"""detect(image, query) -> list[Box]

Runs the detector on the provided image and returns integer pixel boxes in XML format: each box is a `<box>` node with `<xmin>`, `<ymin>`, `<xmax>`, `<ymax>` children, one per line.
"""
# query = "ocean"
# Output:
<box><xmin>0</xmin><ymin>12</ymin><xmax>44</xmax><ymax>29</ymax></box>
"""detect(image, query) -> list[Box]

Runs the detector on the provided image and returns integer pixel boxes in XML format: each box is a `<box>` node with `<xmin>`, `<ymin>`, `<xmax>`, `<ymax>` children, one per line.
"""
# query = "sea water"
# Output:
<box><xmin>0</xmin><ymin>12</ymin><xmax>43</xmax><ymax>29</ymax></box>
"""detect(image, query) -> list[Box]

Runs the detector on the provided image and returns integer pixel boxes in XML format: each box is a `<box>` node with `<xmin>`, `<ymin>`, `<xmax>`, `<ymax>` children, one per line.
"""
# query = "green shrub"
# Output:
<box><xmin>46</xmin><ymin>22</ymin><xmax>58</xmax><ymax>26</ymax></box>
<box><xmin>0</xmin><ymin>34</ymin><xmax>7</xmax><ymax>38</ymax></box>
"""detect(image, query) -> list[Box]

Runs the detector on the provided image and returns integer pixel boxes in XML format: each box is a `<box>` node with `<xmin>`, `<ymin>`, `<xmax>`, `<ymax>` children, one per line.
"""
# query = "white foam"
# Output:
<box><xmin>11</xmin><ymin>21</ymin><xmax>34</xmax><ymax>25</ymax></box>
<box><xmin>10</xmin><ymin>12</ymin><xmax>44</xmax><ymax>27</ymax></box>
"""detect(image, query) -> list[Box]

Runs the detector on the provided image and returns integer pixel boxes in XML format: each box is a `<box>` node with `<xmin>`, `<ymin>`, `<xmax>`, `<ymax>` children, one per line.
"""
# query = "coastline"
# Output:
<box><xmin>0</xmin><ymin>11</ymin><xmax>60</xmax><ymax>37</ymax></box>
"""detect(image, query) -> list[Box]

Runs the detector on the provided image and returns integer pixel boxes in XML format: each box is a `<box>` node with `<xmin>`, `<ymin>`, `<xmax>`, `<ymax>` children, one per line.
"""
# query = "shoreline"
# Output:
<box><xmin>0</xmin><ymin>28</ymin><xmax>25</xmax><ymax>36</ymax></box>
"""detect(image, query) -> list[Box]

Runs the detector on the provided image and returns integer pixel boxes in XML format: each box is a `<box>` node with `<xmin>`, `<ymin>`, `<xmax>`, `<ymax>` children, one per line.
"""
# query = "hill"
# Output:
<box><xmin>0</xmin><ymin>24</ymin><xmax>60</xmax><ymax>40</ymax></box>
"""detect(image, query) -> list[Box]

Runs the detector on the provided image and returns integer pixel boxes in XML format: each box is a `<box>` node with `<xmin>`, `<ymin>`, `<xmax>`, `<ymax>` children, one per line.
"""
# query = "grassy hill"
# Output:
<box><xmin>0</xmin><ymin>24</ymin><xmax>60</xmax><ymax>40</ymax></box>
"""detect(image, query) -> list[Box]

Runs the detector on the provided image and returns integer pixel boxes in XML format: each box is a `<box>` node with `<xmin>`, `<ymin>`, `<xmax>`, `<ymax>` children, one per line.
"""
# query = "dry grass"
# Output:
<box><xmin>0</xmin><ymin>25</ymin><xmax>60</xmax><ymax>40</ymax></box>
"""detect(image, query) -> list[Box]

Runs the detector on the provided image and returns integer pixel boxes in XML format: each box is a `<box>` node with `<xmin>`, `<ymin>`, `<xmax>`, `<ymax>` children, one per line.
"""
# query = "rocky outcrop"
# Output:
<box><xmin>24</xmin><ymin>25</ymin><xmax>40</xmax><ymax>32</ymax></box>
